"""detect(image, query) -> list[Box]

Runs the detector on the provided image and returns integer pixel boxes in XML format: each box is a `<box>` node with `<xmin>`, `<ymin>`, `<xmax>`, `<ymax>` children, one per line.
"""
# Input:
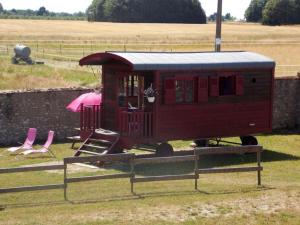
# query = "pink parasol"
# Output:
<box><xmin>66</xmin><ymin>92</ymin><xmax>102</xmax><ymax>112</ymax></box>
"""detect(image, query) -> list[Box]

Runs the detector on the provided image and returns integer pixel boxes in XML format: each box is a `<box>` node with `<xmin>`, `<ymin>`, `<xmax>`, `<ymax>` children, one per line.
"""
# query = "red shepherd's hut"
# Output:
<box><xmin>77</xmin><ymin>51</ymin><xmax>275</xmax><ymax>156</ymax></box>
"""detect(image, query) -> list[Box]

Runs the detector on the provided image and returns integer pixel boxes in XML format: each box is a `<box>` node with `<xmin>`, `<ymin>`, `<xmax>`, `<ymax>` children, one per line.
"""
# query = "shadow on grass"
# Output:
<box><xmin>0</xmin><ymin>186</ymin><xmax>274</xmax><ymax>210</ymax></box>
<box><xmin>0</xmin><ymin>195</ymin><xmax>141</xmax><ymax>210</ymax></box>
<box><xmin>107</xmin><ymin>148</ymin><xmax>300</xmax><ymax>176</ymax></box>
<box><xmin>138</xmin><ymin>185</ymin><xmax>274</xmax><ymax>198</ymax></box>
<box><xmin>257</xmin><ymin>129</ymin><xmax>300</xmax><ymax>136</ymax></box>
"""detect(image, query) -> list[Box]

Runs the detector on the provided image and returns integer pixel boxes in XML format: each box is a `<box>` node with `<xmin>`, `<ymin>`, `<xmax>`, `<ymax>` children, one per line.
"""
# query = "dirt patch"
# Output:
<box><xmin>24</xmin><ymin>161</ymin><xmax>102</xmax><ymax>174</ymax></box>
<box><xmin>188</xmin><ymin>190</ymin><xmax>300</xmax><ymax>219</ymax></box>
<box><xmin>69</xmin><ymin>190</ymin><xmax>300</xmax><ymax>223</ymax></box>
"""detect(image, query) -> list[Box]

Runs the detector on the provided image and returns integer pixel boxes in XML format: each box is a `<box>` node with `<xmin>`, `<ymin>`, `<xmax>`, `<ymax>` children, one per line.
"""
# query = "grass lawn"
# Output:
<box><xmin>0</xmin><ymin>132</ymin><xmax>299</xmax><ymax>224</ymax></box>
<box><xmin>0</xmin><ymin>55</ymin><xmax>98</xmax><ymax>90</ymax></box>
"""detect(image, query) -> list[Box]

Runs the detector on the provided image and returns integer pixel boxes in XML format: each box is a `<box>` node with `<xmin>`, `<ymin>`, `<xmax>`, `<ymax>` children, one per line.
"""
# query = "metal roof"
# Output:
<box><xmin>79</xmin><ymin>51</ymin><xmax>275</xmax><ymax>71</ymax></box>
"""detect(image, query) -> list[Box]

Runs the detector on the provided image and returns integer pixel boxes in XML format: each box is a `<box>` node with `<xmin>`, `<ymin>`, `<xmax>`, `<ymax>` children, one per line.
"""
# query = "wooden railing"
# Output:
<box><xmin>0</xmin><ymin>145</ymin><xmax>263</xmax><ymax>200</ymax></box>
<box><xmin>119</xmin><ymin>110</ymin><xmax>154</xmax><ymax>138</ymax></box>
<box><xmin>80</xmin><ymin>104</ymin><xmax>101</xmax><ymax>138</ymax></box>
<box><xmin>0</xmin><ymin>165</ymin><xmax>65</xmax><ymax>194</ymax></box>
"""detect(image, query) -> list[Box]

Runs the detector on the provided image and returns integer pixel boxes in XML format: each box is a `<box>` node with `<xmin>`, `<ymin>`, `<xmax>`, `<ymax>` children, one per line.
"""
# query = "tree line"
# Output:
<box><xmin>245</xmin><ymin>0</ymin><xmax>300</xmax><ymax>25</ymax></box>
<box><xmin>0</xmin><ymin>4</ymin><xmax>85</xmax><ymax>20</ymax></box>
<box><xmin>86</xmin><ymin>0</ymin><xmax>207</xmax><ymax>23</ymax></box>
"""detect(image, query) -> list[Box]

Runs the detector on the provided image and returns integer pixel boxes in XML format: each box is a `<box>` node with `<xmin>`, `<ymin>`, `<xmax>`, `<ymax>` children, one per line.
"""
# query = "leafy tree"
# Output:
<box><xmin>224</xmin><ymin>13</ymin><xmax>236</xmax><ymax>21</ymax></box>
<box><xmin>0</xmin><ymin>3</ymin><xmax>3</xmax><ymax>13</ymax></box>
<box><xmin>0</xmin><ymin>5</ymin><xmax>85</xmax><ymax>20</ymax></box>
<box><xmin>37</xmin><ymin>6</ymin><xmax>48</xmax><ymax>16</ymax></box>
<box><xmin>294</xmin><ymin>0</ymin><xmax>300</xmax><ymax>23</ymax></box>
<box><xmin>87</xmin><ymin>0</ymin><xmax>206</xmax><ymax>23</ymax></box>
<box><xmin>208</xmin><ymin>12</ymin><xmax>236</xmax><ymax>22</ymax></box>
<box><xmin>208</xmin><ymin>13</ymin><xmax>217</xmax><ymax>22</ymax></box>
<box><xmin>87</xmin><ymin>0</ymin><xmax>106</xmax><ymax>21</ymax></box>
<box><xmin>245</xmin><ymin>0</ymin><xmax>268</xmax><ymax>22</ymax></box>
<box><xmin>262</xmin><ymin>0</ymin><xmax>294</xmax><ymax>25</ymax></box>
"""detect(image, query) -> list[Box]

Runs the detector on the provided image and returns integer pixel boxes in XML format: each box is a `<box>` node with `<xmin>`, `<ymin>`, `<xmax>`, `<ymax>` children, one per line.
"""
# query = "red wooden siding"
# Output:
<box><xmin>209</xmin><ymin>76</ymin><xmax>219</xmax><ymax>96</ymax></box>
<box><xmin>155</xmin><ymin>71</ymin><xmax>273</xmax><ymax>141</ymax></box>
<box><xmin>156</xmin><ymin>101</ymin><xmax>271</xmax><ymax>141</ymax></box>
<box><xmin>236</xmin><ymin>75</ymin><xmax>244</xmax><ymax>96</ymax></box>
<box><xmin>198</xmin><ymin>77</ymin><xmax>208</xmax><ymax>102</ymax></box>
<box><xmin>119</xmin><ymin>111</ymin><xmax>153</xmax><ymax>138</ymax></box>
<box><xmin>164</xmin><ymin>78</ymin><xmax>176</xmax><ymax>104</ymax></box>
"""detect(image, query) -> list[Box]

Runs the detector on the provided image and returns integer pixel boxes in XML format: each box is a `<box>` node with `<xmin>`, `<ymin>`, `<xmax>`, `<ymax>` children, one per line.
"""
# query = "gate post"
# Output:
<box><xmin>257</xmin><ymin>147</ymin><xmax>262</xmax><ymax>186</ymax></box>
<box><xmin>130</xmin><ymin>158</ymin><xmax>135</xmax><ymax>194</ymax></box>
<box><xmin>64</xmin><ymin>161</ymin><xmax>68</xmax><ymax>200</ymax></box>
<box><xmin>194</xmin><ymin>152</ymin><xmax>199</xmax><ymax>190</ymax></box>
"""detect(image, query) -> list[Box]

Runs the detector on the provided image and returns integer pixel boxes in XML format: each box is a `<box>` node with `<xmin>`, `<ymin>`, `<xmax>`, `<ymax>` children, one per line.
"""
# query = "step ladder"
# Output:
<box><xmin>74</xmin><ymin>129</ymin><xmax>120</xmax><ymax>157</ymax></box>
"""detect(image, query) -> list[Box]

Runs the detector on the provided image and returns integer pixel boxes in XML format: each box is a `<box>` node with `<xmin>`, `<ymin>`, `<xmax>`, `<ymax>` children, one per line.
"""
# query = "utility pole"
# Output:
<box><xmin>215</xmin><ymin>0</ymin><xmax>223</xmax><ymax>52</ymax></box>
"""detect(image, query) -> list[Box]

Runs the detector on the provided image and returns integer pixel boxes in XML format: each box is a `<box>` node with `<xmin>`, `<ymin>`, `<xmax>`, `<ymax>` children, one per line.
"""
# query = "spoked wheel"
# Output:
<box><xmin>240</xmin><ymin>136</ymin><xmax>258</xmax><ymax>146</ymax></box>
<box><xmin>194</xmin><ymin>139</ymin><xmax>209</xmax><ymax>147</ymax></box>
<box><xmin>155</xmin><ymin>143</ymin><xmax>174</xmax><ymax>157</ymax></box>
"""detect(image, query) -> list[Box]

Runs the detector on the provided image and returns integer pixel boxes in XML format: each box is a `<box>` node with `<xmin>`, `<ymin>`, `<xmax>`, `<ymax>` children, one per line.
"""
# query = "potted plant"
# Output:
<box><xmin>144</xmin><ymin>84</ymin><xmax>157</xmax><ymax>103</ymax></box>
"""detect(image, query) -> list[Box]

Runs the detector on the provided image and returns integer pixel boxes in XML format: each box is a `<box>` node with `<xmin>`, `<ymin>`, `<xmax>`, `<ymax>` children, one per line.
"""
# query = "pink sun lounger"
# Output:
<box><xmin>8</xmin><ymin>128</ymin><xmax>37</xmax><ymax>153</ymax></box>
<box><xmin>22</xmin><ymin>130</ymin><xmax>55</xmax><ymax>157</ymax></box>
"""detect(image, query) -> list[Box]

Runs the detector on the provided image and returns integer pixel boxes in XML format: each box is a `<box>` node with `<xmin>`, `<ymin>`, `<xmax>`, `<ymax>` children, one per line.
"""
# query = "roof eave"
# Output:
<box><xmin>79</xmin><ymin>52</ymin><xmax>134</xmax><ymax>69</ymax></box>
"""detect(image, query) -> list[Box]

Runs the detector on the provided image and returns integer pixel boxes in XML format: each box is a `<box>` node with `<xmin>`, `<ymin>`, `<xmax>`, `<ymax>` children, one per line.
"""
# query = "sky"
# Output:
<box><xmin>0</xmin><ymin>0</ymin><xmax>251</xmax><ymax>19</ymax></box>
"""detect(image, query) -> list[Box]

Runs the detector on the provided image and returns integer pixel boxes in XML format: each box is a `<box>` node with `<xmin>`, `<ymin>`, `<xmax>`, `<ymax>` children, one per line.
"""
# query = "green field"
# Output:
<box><xmin>0</xmin><ymin>133</ymin><xmax>299</xmax><ymax>225</ymax></box>
<box><xmin>0</xmin><ymin>20</ymin><xmax>300</xmax><ymax>90</ymax></box>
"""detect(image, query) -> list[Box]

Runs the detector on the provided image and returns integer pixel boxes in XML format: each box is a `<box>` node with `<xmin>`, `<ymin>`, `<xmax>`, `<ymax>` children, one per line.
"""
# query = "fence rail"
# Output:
<box><xmin>0</xmin><ymin>165</ymin><xmax>64</xmax><ymax>174</ymax></box>
<box><xmin>134</xmin><ymin>155</ymin><xmax>196</xmax><ymax>165</ymax></box>
<box><xmin>0</xmin><ymin>164</ymin><xmax>65</xmax><ymax>194</ymax></box>
<box><xmin>0</xmin><ymin>145</ymin><xmax>263</xmax><ymax>199</ymax></box>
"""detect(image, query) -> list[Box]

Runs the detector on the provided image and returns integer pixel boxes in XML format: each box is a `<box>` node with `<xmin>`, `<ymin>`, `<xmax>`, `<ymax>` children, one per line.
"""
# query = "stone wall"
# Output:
<box><xmin>0</xmin><ymin>87</ymin><xmax>91</xmax><ymax>146</ymax></box>
<box><xmin>0</xmin><ymin>77</ymin><xmax>299</xmax><ymax>146</ymax></box>
<box><xmin>273</xmin><ymin>76</ymin><xmax>300</xmax><ymax>130</ymax></box>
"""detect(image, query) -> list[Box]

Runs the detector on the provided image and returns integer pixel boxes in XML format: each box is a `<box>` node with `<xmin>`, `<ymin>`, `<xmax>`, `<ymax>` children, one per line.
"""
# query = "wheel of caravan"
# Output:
<box><xmin>194</xmin><ymin>139</ymin><xmax>209</xmax><ymax>147</ymax></box>
<box><xmin>155</xmin><ymin>143</ymin><xmax>174</xmax><ymax>157</ymax></box>
<box><xmin>240</xmin><ymin>136</ymin><xmax>258</xmax><ymax>146</ymax></box>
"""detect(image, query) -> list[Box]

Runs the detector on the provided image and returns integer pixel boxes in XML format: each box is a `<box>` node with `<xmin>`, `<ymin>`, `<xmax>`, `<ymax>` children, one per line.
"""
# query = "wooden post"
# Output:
<box><xmin>64</xmin><ymin>163</ymin><xmax>68</xmax><ymax>200</ymax></box>
<box><xmin>257</xmin><ymin>148</ymin><xmax>261</xmax><ymax>186</ymax></box>
<box><xmin>215</xmin><ymin>0</ymin><xmax>223</xmax><ymax>52</ymax></box>
<box><xmin>130</xmin><ymin>158</ymin><xmax>135</xmax><ymax>194</ymax></box>
<box><xmin>194</xmin><ymin>155</ymin><xmax>199</xmax><ymax>190</ymax></box>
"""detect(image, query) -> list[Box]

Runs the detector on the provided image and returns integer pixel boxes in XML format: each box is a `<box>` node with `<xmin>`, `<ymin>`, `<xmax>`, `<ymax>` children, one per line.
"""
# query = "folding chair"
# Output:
<box><xmin>22</xmin><ymin>130</ymin><xmax>56</xmax><ymax>157</ymax></box>
<box><xmin>8</xmin><ymin>128</ymin><xmax>37</xmax><ymax>153</ymax></box>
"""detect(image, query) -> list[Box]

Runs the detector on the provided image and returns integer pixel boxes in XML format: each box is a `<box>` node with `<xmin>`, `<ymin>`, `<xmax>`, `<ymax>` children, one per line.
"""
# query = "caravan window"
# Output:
<box><xmin>209</xmin><ymin>74</ymin><xmax>244</xmax><ymax>97</ymax></box>
<box><xmin>164</xmin><ymin>76</ymin><xmax>197</xmax><ymax>104</ymax></box>
<box><xmin>175</xmin><ymin>78</ymin><xmax>195</xmax><ymax>103</ymax></box>
<box><xmin>219</xmin><ymin>76</ymin><xmax>236</xmax><ymax>96</ymax></box>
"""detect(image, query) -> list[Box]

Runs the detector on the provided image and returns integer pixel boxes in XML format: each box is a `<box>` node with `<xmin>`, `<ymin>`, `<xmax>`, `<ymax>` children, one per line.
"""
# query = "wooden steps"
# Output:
<box><xmin>74</xmin><ymin>128</ymin><xmax>120</xmax><ymax>157</ymax></box>
<box><xmin>83</xmin><ymin>144</ymin><xmax>107</xmax><ymax>150</ymax></box>
<box><xmin>88</xmin><ymin>138</ymin><xmax>112</xmax><ymax>145</ymax></box>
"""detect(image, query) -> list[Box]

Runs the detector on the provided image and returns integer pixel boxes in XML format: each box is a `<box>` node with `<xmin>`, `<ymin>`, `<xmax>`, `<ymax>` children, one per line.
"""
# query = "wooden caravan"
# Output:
<box><xmin>78</xmin><ymin>51</ymin><xmax>275</xmax><ymax>155</ymax></box>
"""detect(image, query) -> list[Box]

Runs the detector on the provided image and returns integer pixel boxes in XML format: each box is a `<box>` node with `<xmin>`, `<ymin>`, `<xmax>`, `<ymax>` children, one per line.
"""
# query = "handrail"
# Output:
<box><xmin>119</xmin><ymin>110</ymin><xmax>154</xmax><ymax>138</ymax></box>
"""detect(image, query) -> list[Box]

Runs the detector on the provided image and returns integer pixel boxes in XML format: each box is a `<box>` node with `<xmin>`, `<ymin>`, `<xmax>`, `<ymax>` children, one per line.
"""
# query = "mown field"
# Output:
<box><xmin>0</xmin><ymin>133</ymin><xmax>299</xmax><ymax>225</ymax></box>
<box><xmin>0</xmin><ymin>20</ymin><xmax>300</xmax><ymax>90</ymax></box>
